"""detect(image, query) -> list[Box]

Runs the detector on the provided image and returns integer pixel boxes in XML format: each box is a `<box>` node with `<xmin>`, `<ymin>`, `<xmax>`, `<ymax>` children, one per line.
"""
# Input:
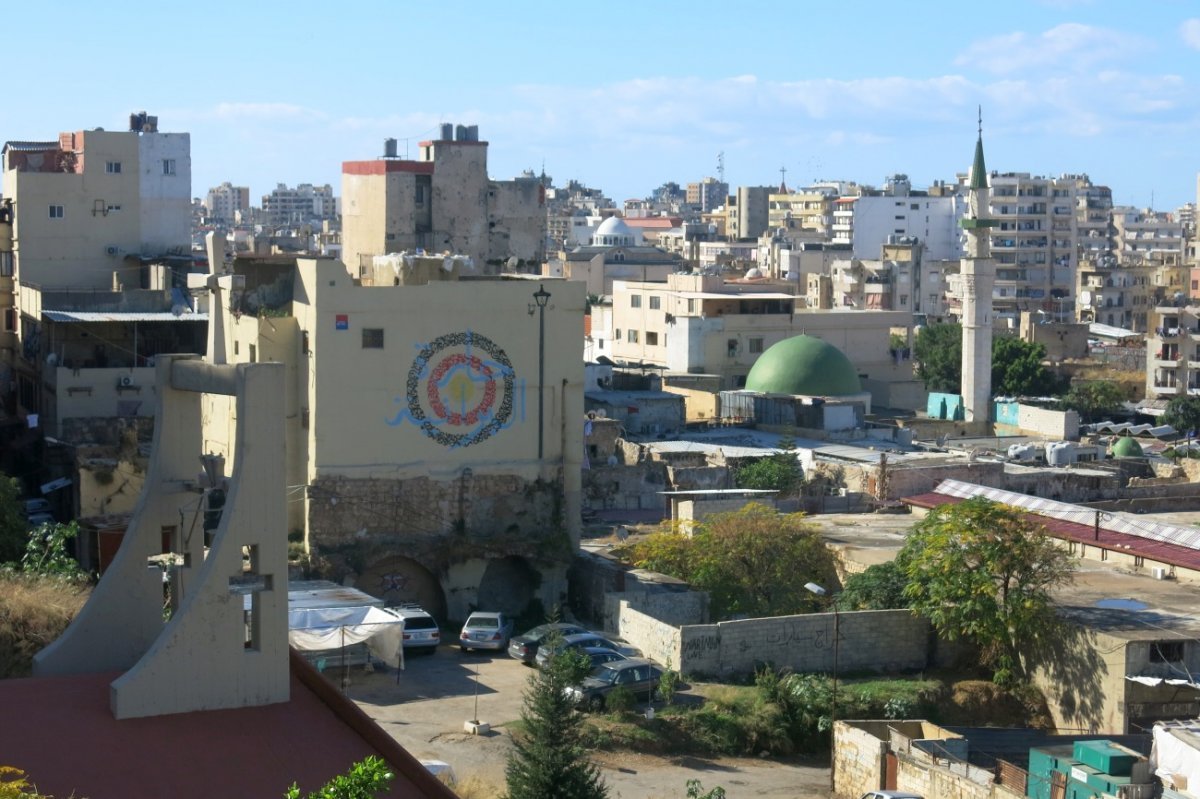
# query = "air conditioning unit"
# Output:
<box><xmin>118</xmin><ymin>376</ymin><xmax>134</xmax><ymax>388</ymax></box>
<box><xmin>1152</xmin><ymin>566</ymin><xmax>1171</xmax><ymax>580</ymax></box>
<box><xmin>105</xmin><ymin>245</ymin><xmax>119</xmax><ymax>256</ymax></box>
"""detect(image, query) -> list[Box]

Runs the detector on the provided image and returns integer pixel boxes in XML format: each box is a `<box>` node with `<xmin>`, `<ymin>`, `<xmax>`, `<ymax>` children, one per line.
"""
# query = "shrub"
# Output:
<box><xmin>605</xmin><ymin>686</ymin><xmax>636</xmax><ymax>714</ymax></box>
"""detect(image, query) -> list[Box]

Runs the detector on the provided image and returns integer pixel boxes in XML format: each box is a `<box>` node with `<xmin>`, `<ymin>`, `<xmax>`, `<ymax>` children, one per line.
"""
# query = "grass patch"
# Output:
<box><xmin>0</xmin><ymin>571</ymin><xmax>91</xmax><ymax>677</ymax></box>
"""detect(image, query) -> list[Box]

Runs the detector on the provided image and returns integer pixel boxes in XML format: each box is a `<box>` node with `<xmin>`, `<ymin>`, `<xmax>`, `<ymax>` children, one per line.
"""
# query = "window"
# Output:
<box><xmin>686</xmin><ymin>299</ymin><xmax>695</xmax><ymax>313</ymax></box>
<box><xmin>0</xmin><ymin>252</ymin><xmax>11</xmax><ymax>277</ymax></box>
<box><xmin>248</xmin><ymin>344</ymin><xmax>257</xmax><ymax>363</ymax></box>
<box><xmin>162</xmin><ymin>159</ymin><xmax>176</xmax><ymax>175</ymax></box>
<box><xmin>415</xmin><ymin>185</ymin><xmax>425</xmax><ymax>205</ymax></box>
<box><xmin>1150</xmin><ymin>641</ymin><xmax>1184</xmax><ymax>662</ymax></box>
<box><xmin>3</xmin><ymin>309</ymin><xmax>14</xmax><ymax>331</ymax></box>
<box><xmin>910</xmin><ymin>203</ymin><xmax>919</xmax><ymax>210</ymax></box>
<box><xmin>234</xmin><ymin>341</ymin><xmax>240</xmax><ymax>356</ymax></box>
<box><xmin>106</xmin><ymin>204</ymin><xmax>122</xmax><ymax>213</ymax></box>
<box><xmin>749</xmin><ymin>337</ymin><xmax>764</xmax><ymax>354</ymax></box>
<box><xmin>597</xmin><ymin>339</ymin><xmax>604</xmax><ymax>350</ymax></box>
<box><xmin>646</xmin><ymin>332</ymin><xmax>659</xmax><ymax>346</ymax></box>
<box><xmin>105</xmin><ymin>161</ymin><xmax>121</xmax><ymax>174</ymax></box>
<box><xmin>614</xmin><ymin>329</ymin><xmax>621</xmax><ymax>341</ymax></box>
<box><xmin>649</xmin><ymin>296</ymin><xmax>661</xmax><ymax>310</ymax></box>
<box><xmin>362</xmin><ymin>328</ymin><xmax>384</xmax><ymax>349</ymax></box>
<box><xmin>900</xmin><ymin>294</ymin><xmax>909</xmax><ymax>307</ymax></box>
<box><xmin>49</xmin><ymin>205</ymin><xmax>64</xmax><ymax>219</ymax></box>
<box><xmin>630</xmin><ymin>294</ymin><xmax>642</xmax><ymax>308</ymax></box>
<box><xmin>627</xmin><ymin>330</ymin><xmax>638</xmax><ymax>343</ymax></box>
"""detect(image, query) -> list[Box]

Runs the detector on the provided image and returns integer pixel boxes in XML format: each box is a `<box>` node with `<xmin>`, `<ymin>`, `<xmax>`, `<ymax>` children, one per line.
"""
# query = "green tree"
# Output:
<box><xmin>1060</xmin><ymin>381</ymin><xmax>1126</xmax><ymax>422</ymax></box>
<box><xmin>899</xmin><ymin>498</ymin><xmax>1075</xmax><ymax>686</ymax></box>
<box><xmin>1163</xmin><ymin>395</ymin><xmax>1200</xmax><ymax>437</ymax></box>
<box><xmin>913</xmin><ymin>322</ymin><xmax>962</xmax><ymax>392</ymax></box>
<box><xmin>734</xmin><ymin>454</ymin><xmax>803</xmax><ymax>497</ymax></box>
<box><xmin>913</xmin><ymin>324</ymin><xmax>1062</xmax><ymax>397</ymax></box>
<box><xmin>284</xmin><ymin>756</ymin><xmax>393</xmax><ymax>799</ymax></box>
<box><xmin>621</xmin><ymin>504</ymin><xmax>838</xmax><ymax>619</ymax></box>
<box><xmin>0</xmin><ymin>474</ymin><xmax>27</xmax><ymax>566</ymax></box>
<box><xmin>836</xmin><ymin>561</ymin><xmax>909</xmax><ymax>611</ymax></box>
<box><xmin>505</xmin><ymin>646</ymin><xmax>608</xmax><ymax>799</ymax></box>
<box><xmin>20</xmin><ymin>522</ymin><xmax>84</xmax><ymax>578</ymax></box>
<box><xmin>991</xmin><ymin>337</ymin><xmax>1061</xmax><ymax>397</ymax></box>
<box><xmin>686</xmin><ymin>779</ymin><xmax>727</xmax><ymax>799</ymax></box>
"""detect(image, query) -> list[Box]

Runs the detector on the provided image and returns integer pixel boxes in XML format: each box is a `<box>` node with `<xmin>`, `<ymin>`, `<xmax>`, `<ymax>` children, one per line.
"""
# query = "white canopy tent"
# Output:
<box><xmin>287</xmin><ymin>605</ymin><xmax>406</xmax><ymax>671</ymax></box>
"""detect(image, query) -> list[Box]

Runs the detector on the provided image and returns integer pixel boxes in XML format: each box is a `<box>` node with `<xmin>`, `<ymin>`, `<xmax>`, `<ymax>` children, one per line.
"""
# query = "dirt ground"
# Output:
<box><xmin>344</xmin><ymin>645</ymin><xmax>831</xmax><ymax>798</ymax></box>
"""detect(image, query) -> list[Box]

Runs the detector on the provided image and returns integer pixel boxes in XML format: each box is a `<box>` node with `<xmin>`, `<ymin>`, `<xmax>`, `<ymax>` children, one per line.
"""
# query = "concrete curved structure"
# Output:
<box><xmin>745</xmin><ymin>334</ymin><xmax>863</xmax><ymax>397</ymax></box>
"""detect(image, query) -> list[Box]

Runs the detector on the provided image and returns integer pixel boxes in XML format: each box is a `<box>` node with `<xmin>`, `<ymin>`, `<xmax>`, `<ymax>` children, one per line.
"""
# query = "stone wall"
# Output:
<box><xmin>664</xmin><ymin>609</ymin><xmax>930</xmax><ymax>679</ymax></box>
<box><xmin>613</xmin><ymin>602</ymin><xmax>683</xmax><ymax>668</ymax></box>
<box><xmin>581</xmin><ymin>462</ymin><xmax>669</xmax><ymax>512</ymax></box>
<box><xmin>666</xmin><ymin>465</ymin><xmax>730</xmax><ymax>491</ymax></box>
<box><xmin>832</xmin><ymin>720</ymin><xmax>893</xmax><ymax>798</ymax></box>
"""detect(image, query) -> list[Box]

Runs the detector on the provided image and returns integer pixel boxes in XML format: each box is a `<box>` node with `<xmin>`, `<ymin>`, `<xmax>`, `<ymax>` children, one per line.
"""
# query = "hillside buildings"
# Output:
<box><xmin>203</xmin><ymin>182</ymin><xmax>250</xmax><ymax>225</ymax></box>
<box><xmin>260</xmin><ymin>182</ymin><xmax>337</xmax><ymax>227</ymax></box>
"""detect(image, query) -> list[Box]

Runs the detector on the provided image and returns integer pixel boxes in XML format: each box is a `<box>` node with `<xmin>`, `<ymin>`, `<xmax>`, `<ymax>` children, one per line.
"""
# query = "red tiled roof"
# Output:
<box><xmin>624</xmin><ymin>217</ymin><xmax>682</xmax><ymax>229</ymax></box>
<box><xmin>0</xmin><ymin>651</ymin><xmax>454</xmax><ymax>799</ymax></box>
<box><xmin>343</xmin><ymin>160</ymin><xmax>434</xmax><ymax>176</ymax></box>
<box><xmin>903</xmin><ymin>492</ymin><xmax>1200</xmax><ymax>572</ymax></box>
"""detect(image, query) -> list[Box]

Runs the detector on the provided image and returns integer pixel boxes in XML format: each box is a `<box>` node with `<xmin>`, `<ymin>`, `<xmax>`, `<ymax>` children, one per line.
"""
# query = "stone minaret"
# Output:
<box><xmin>959</xmin><ymin>111</ymin><xmax>999</xmax><ymax>422</ymax></box>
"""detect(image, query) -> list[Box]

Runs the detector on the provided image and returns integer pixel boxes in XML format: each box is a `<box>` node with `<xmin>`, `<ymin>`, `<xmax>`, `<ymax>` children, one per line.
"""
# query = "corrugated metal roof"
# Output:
<box><xmin>2</xmin><ymin>140</ymin><xmax>59</xmax><ymax>152</ymax></box>
<box><xmin>42</xmin><ymin>311</ymin><xmax>208</xmax><ymax>323</ymax></box>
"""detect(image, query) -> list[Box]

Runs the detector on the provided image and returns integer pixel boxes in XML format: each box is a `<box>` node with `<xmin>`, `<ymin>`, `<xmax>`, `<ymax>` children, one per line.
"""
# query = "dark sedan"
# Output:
<box><xmin>506</xmin><ymin>622</ymin><xmax>588</xmax><ymax>665</ymax></box>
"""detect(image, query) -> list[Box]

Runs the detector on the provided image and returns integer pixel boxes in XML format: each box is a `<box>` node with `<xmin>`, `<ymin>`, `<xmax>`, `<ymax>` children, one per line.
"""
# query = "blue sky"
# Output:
<box><xmin>7</xmin><ymin>1</ymin><xmax>1199</xmax><ymax>210</ymax></box>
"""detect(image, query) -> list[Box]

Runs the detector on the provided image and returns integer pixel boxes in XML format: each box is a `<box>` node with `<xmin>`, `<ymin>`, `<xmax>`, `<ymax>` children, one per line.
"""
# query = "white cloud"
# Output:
<box><xmin>1182</xmin><ymin>19</ymin><xmax>1200</xmax><ymax>50</ymax></box>
<box><xmin>956</xmin><ymin>23</ymin><xmax>1147</xmax><ymax>75</ymax></box>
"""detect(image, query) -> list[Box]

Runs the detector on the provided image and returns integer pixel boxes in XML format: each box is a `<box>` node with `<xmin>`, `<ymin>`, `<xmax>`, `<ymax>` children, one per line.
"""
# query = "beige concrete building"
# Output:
<box><xmin>767</xmin><ymin>189</ymin><xmax>834</xmax><ymax>237</ymax></box>
<box><xmin>199</xmin><ymin>239</ymin><xmax>584</xmax><ymax>622</ymax></box>
<box><xmin>341</xmin><ymin>124</ymin><xmax>545</xmax><ymax>275</ymax></box>
<box><xmin>1</xmin><ymin>113</ymin><xmax>198</xmax><ymax>434</ymax></box>
<box><xmin>1077</xmin><ymin>258</ymin><xmax>1158</xmax><ymax>332</ymax></box>
<box><xmin>1113</xmin><ymin>207</ymin><xmax>1185</xmax><ymax>266</ymax></box>
<box><xmin>610</xmin><ymin>273</ymin><xmax>920</xmax><ymax>408</ymax></box>
<box><xmin>203</xmin><ymin>181</ymin><xmax>250</xmax><ymax>225</ymax></box>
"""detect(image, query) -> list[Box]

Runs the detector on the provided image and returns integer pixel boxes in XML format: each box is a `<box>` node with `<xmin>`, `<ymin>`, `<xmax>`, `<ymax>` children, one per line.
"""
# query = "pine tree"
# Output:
<box><xmin>505</xmin><ymin>645</ymin><xmax>607</xmax><ymax>799</ymax></box>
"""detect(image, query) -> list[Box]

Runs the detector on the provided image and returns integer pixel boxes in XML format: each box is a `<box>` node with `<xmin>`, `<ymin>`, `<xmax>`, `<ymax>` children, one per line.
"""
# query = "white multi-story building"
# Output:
<box><xmin>1113</xmin><ymin>207</ymin><xmax>1184</xmax><ymax>266</ymax></box>
<box><xmin>261</xmin><ymin>183</ymin><xmax>337</xmax><ymax>227</ymax></box>
<box><xmin>850</xmin><ymin>194</ymin><xmax>965</xmax><ymax>262</ymax></box>
<box><xmin>205</xmin><ymin>182</ymin><xmax>250</xmax><ymax>225</ymax></box>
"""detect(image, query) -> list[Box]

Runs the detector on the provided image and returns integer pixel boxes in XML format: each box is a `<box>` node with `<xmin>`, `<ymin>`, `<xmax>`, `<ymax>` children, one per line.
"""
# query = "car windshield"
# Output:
<box><xmin>467</xmin><ymin>617</ymin><xmax>498</xmax><ymax>628</ymax></box>
<box><xmin>591</xmin><ymin>665</ymin><xmax>624</xmax><ymax>684</ymax></box>
<box><xmin>404</xmin><ymin>617</ymin><xmax>436</xmax><ymax>630</ymax></box>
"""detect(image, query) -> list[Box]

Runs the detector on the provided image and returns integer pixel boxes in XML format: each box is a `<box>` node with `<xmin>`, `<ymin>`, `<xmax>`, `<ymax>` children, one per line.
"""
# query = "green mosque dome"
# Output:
<box><xmin>1111</xmin><ymin>436</ymin><xmax>1143</xmax><ymax>458</ymax></box>
<box><xmin>744</xmin><ymin>335</ymin><xmax>862</xmax><ymax>396</ymax></box>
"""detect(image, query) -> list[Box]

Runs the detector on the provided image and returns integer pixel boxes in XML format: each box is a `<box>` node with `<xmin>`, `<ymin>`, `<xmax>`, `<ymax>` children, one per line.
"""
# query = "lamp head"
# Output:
<box><xmin>533</xmin><ymin>285</ymin><xmax>551</xmax><ymax>308</ymax></box>
<box><xmin>804</xmin><ymin>582</ymin><xmax>827</xmax><ymax>596</ymax></box>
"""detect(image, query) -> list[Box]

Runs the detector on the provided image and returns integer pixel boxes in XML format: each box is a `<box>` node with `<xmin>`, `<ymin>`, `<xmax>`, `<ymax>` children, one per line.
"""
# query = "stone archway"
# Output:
<box><xmin>357</xmin><ymin>555</ymin><xmax>446</xmax><ymax>620</ymax></box>
<box><xmin>477</xmin><ymin>556</ymin><xmax>539</xmax><ymax>616</ymax></box>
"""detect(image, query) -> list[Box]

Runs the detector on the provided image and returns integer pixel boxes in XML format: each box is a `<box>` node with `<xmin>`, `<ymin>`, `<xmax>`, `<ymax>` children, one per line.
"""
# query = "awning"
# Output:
<box><xmin>1126</xmin><ymin>675</ymin><xmax>1200</xmax><ymax>689</ymax></box>
<box><xmin>42</xmin><ymin>311</ymin><xmax>208</xmax><ymax>323</ymax></box>
<box><xmin>288</xmin><ymin>605</ymin><xmax>406</xmax><ymax>666</ymax></box>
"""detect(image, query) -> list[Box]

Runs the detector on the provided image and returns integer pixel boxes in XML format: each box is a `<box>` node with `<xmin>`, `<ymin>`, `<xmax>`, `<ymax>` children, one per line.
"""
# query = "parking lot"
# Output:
<box><xmin>344</xmin><ymin>643</ymin><xmax>831</xmax><ymax>797</ymax></box>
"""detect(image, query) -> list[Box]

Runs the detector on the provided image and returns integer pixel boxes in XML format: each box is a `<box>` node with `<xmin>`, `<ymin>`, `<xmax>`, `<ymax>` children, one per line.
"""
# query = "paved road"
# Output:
<box><xmin>344</xmin><ymin>644</ymin><xmax>830</xmax><ymax>797</ymax></box>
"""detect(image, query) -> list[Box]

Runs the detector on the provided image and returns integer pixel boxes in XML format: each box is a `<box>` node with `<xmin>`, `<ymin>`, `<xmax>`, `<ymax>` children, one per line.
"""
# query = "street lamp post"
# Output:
<box><xmin>530</xmin><ymin>285</ymin><xmax>551</xmax><ymax>460</ymax></box>
<box><xmin>806</xmin><ymin>581</ymin><xmax>839</xmax><ymax>792</ymax></box>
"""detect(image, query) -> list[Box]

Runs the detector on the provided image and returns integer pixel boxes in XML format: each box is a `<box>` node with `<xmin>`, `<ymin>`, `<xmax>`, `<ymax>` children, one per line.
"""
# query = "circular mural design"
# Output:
<box><xmin>406</xmin><ymin>331</ymin><xmax>515</xmax><ymax>448</ymax></box>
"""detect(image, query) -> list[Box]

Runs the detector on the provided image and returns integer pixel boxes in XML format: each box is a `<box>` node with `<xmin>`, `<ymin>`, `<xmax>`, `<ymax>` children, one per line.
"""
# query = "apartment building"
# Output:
<box><xmin>341</xmin><ymin>124</ymin><xmax>545</xmax><ymax>273</ymax></box>
<box><xmin>725</xmin><ymin>186</ymin><xmax>770</xmax><ymax>241</ymax></box>
<box><xmin>849</xmin><ymin>193</ymin><xmax>965</xmax><ymax>262</ymax></box>
<box><xmin>686</xmin><ymin>178</ymin><xmax>728</xmax><ymax>214</ymax></box>
<box><xmin>609</xmin><ymin>272</ymin><xmax>920</xmax><ymax>408</ymax></box>
<box><xmin>1073</xmin><ymin>176</ymin><xmax>1114</xmax><ymax>263</ymax></box>
<box><xmin>1113</xmin><ymin>207</ymin><xmax>1184</xmax><ymax>266</ymax></box>
<box><xmin>987</xmin><ymin>172</ymin><xmax>1078</xmax><ymax>321</ymax></box>
<box><xmin>260</xmin><ymin>183</ymin><xmax>336</xmax><ymax>226</ymax></box>
<box><xmin>204</xmin><ymin>182</ymin><xmax>250</xmax><ymax>225</ymax></box>
<box><xmin>1145</xmin><ymin>303</ymin><xmax>1200</xmax><ymax>399</ymax></box>
<box><xmin>1076</xmin><ymin>258</ymin><xmax>1158</xmax><ymax>332</ymax></box>
<box><xmin>1</xmin><ymin>113</ymin><xmax>201</xmax><ymax>431</ymax></box>
<box><xmin>767</xmin><ymin>189</ymin><xmax>834</xmax><ymax>238</ymax></box>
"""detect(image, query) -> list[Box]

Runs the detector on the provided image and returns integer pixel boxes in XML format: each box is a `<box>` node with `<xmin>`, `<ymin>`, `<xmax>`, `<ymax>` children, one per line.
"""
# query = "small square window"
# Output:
<box><xmin>162</xmin><ymin>159</ymin><xmax>177</xmax><ymax>176</ymax></box>
<box><xmin>630</xmin><ymin>295</ymin><xmax>642</xmax><ymax>308</ymax></box>
<box><xmin>362</xmin><ymin>328</ymin><xmax>384</xmax><ymax>349</ymax></box>
<box><xmin>627</xmin><ymin>330</ymin><xmax>638</xmax><ymax>343</ymax></box>
<box><xmin>615</xmin><ymin>329</ymin><xmax>621</xmax><ymax>340</ymax></box>
<box><xmin>649</xmin><ymin>296</ymin><xmax>661</xmax><ymax>310</ymax></box>
<box><xmin>1150</xmin><ymin>641</ymin><xmax>1184</xmax><ymax>663</ymax></box>
<box><xmin>49</xmin><ymin>205</ymin><xmax>64</xmax><ymax>219</ymax></box>
<box><xmin>106</xmin><ymin>161</ymin><xmax>122</xmax><ymax>174</ymax></box>
<box><xmin>749</xmin><ymin>337</ymin><xmax>764</xmax><ymax>354</ymax></box>
<box><xmin>646</xmin><ymin>332</ymin><xmax>659</xmax><ymax>346</ymax></box>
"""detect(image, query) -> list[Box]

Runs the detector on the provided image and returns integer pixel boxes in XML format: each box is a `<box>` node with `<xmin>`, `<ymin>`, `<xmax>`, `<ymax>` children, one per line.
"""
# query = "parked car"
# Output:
<box><xmin>860</xmin><ymin>793</ymin><xmax>924</xmax><ymax>799</ymax></box>
<box><xmin>507</xmin><ymin>622</ymin><xmax>589</xmax><ymax>665</ymax></box>
<box><xmin>390</xmin><ymin>605</ymin><xmax>440</xmax><ymax>653</ymax></box>
<box><xmin>458</xmin><ymin>611</ymin><xmax>514</xmax><ymax>652</ymax></box>
<box><xmin>20</xmin><ymin>498</ymin><xmax>51</xmax><ymax>518</ymax></box>
<box><xmin>25</xmin><ymin>512</ymin><xmax>56</xmax><ymax>529</ymax></box>
<box><xmin>581</xmin><ymin>646</ymin><xmax>628</xmax><ymax>669</ymax></box>
<box><xmin>565</xmin><ymin>658</ymin><xmax>663</xmax><ymax>710</ymax></box>
<box><xmin>535</xmin><ymin>632</ymin><xmax>640</xmax><ymax>668</ymax></box>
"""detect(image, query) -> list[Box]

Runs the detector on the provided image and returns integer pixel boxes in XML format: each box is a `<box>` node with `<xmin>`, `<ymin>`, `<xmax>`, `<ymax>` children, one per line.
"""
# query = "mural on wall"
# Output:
<box><xmin>387</xmin><ymin>330</ymin><xmax>524</xmax><ymax>448</ymax></box>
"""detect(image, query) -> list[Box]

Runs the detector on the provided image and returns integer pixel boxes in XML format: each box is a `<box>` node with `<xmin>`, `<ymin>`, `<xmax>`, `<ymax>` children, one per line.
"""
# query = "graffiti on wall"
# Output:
<box><xmin>386</xmin><ymin>330</ymin><xmax>524</xmax><ymax>447</ymax></box>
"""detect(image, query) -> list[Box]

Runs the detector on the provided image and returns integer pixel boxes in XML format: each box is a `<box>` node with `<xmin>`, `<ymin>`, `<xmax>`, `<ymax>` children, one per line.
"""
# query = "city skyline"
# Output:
<box><xmin>6</xmin><ymin>1</ymin><xmax>1200</xmax><ymax>210</ymax></box>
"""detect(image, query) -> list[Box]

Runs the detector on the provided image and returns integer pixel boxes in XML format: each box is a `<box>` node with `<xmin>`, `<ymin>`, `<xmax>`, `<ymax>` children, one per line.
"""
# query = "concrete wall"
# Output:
<box><xmin>927</xmin><ymin>391</ymin><xmax>965</xmax><ymax>420</ymax></box>
<box><xmin>610</xmin><ymin>608</ymin><xmax>933</xmax><ymax>679</ymax></box>
<box><xmin>582</xmin><ymin>462</ymin><xmax>668</xmax><ymax>512</ymax></box>
<box><xmin>993</xmin><ymin>401</ymin><xmax>1080</xmax><ymax>439</ymax></box>
<box><xmin>613</xmin><ymin>602</ymin><xmax>683</xmax><ymax>669</ymax></box>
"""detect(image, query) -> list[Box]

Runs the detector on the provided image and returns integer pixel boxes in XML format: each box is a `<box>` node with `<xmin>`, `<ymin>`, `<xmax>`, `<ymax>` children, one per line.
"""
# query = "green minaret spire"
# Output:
<box><xmin>969</xmin><ymin>106</ymin><xmax>988</xmax><ymax>190</ymax></box>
